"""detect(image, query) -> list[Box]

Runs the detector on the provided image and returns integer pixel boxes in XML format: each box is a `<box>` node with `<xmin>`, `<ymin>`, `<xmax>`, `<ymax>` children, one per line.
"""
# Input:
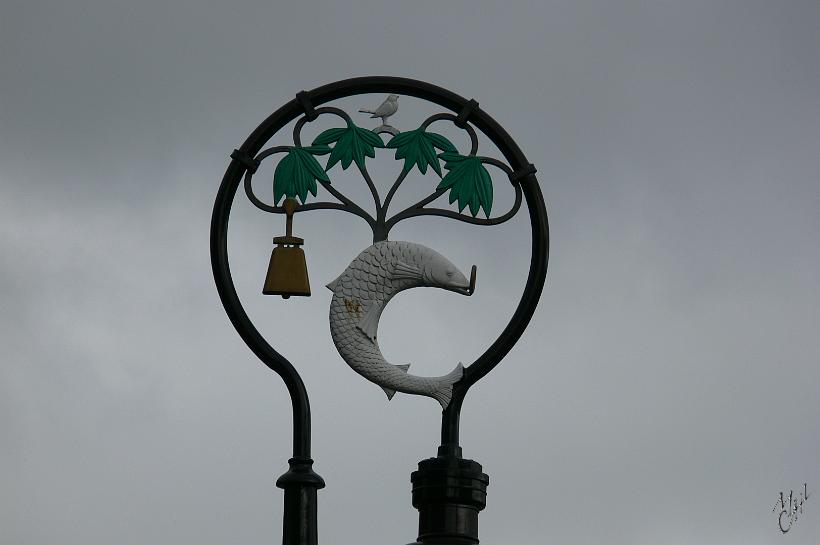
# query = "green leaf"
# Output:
<box><xmin>311</xmin><ymin>122</ymin><xmax>384</xmax><ymax>171</ymax></box>
<box><xmin>386</xmin><ymin>128</ymin><xmax>456</xmax><ymax>175</ymax></box>
<box><xmin>272</xmin><ymin>146</ymin><xmax>330</xmax><ymax>205</ymax></box>
<box><xmin>436</xmin><ymin>153</ymin><xmax>494</xmax><ymax>218</ymax></box>
<box><xmin>312</xmin><ymin>128</ymin><xmax>347</xmax><ymax>146</ymax></box>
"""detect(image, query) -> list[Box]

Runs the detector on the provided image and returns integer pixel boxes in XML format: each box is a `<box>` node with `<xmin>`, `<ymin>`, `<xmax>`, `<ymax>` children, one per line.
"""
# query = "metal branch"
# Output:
<box><xmin>316</xmin><ymin>180</ymin><xmax>375</xmax><ymax>226</ymax></box>
<box><xmin>358</xmin><ymin>163</ymin><xmax>382</xmax><ymax>211</ymax></box>
<box><xmin>255</xmin><ymin>145</ymin><xmax>292</xmax><ymax>163</ymax></box>
<box><xmin>381</xmin><ymin>168</ymin><xmax>410</xmax><ymax>217</ymax></box>
<box><xmin>420</xmin><ymin>113</ymin><xmax>479</xmax><ymax>155</ymax></box>
<box><xmin>386</xmin><ymin>183</ymin><xmax>522</xmax><ymax>229</ymax></box>
<box><xmin>292</xmin><ymin>106</ymin><xmax>352</xmax><ymax>146</ymax></box>
<box><xmin>384</xmin><ymin>156</ymin><xmax>520</xmax><ymax>232</ymax></box>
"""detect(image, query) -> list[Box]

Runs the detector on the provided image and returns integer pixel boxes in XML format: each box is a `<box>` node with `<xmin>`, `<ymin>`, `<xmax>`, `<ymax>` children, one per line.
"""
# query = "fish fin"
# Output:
<box><xmin>381</xmin><ymin>385</ymin><xmax>396</xmax><ymax>400</ymax></box>
<box><xmin>326</xmin><ymin>273</ymin><xmax>344</xmax><ymax>293</ymax></box>
<box><xmin>396</xmin><ymin>364</ymin><xmax>410</xmax><ymax>373</ymax></box>
<box><xmin>431</xmin><ymin>362</ymin><xmax>465</xmax><ymax>410</ymax></box>
<box><xmin>393</xmin><ymin>261</ymin><xmax>423</xmax><ymax>281</ymax></box>
<box><xmin>356</xmin><ymin>301</ymin><xmax>382</xmax><ymax>342</ymax></box>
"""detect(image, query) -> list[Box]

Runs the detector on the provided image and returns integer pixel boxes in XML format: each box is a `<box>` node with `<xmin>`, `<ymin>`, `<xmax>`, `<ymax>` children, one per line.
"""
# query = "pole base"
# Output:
<box><xmin>276</xmin><ymin>457</ymin><xmax>325</xmax><ymax>545</ymax></box>
<box><xmin>410</xmin><ymin>450</ymin><xmax>489</xmax><ymax>545</ymax></box>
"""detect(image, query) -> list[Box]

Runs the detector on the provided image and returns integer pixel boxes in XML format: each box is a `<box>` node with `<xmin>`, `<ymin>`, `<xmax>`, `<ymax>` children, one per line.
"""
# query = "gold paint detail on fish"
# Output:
<box><xmin>344</xmin><ymin>298</ymin><xmax>363</xmax><ymax>318</ymax></box>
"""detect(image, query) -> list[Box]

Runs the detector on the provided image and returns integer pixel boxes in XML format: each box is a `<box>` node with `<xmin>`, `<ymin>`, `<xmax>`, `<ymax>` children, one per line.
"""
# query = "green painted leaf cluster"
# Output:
<box><xmin>312</xmin><ymin>122</ymin><xmax>384</xmax><ymax>170</ymax></box>
<box><xmin>273</xmin><ymin>146</ymin><xmax>330</xmax><ymax>204</ymax></box>
<box><xmin>386</xmin><ymin>128</ymin><xmax>456</xmax><ymax>175</ymax></box>
<box><xmin>436</xmin><ymin>153</ymin><xmax>494</xmax><ymax>218</ymax></box>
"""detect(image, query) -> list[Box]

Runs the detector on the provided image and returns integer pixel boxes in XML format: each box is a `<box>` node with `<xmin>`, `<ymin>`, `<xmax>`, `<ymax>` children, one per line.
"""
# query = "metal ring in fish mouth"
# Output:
<box><xmin>442</xmin><ymin>264</ymin><xmax>477</xmax><ymax>296</ymax></box>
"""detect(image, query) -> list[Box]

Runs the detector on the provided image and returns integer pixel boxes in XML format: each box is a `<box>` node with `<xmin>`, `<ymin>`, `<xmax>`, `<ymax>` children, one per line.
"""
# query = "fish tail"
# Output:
<box><xmin>431</xmin><ymin>363</ymin><xmax>465</xmax><ymax>410</ymax></box>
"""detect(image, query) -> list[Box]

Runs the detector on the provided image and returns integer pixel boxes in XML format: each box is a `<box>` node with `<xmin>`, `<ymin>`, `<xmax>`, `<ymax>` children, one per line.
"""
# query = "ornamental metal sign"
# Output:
<box><xmin>211</xmin><ymin>76</ymin><xmax>549</xmax><ymax>545</ymax></box>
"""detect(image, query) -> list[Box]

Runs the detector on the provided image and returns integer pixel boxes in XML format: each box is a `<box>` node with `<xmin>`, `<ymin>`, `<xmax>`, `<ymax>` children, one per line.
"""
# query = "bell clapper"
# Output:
<box><xmin>283</xmin><ymin>198</ymin><xmax>296</xmax><ymax>238</ymax></box>
<box><xmin>262</xmin><ymin>198</ymin><xmax>311</xmax><ymax>298</ymax></box>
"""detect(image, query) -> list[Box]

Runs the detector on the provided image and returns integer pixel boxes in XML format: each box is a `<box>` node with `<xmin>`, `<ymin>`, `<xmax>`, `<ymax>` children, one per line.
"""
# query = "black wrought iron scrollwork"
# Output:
<box><xmin>241</xmin><ymin>106</ymin><xmax>524</xmax><ymax>243</ymax></box>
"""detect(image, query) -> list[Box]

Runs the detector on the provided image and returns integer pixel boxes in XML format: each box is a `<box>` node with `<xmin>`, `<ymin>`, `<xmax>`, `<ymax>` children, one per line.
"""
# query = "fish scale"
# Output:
<box><xmin>327</xmin><ymin>241</ymin><xmax>467</xmax><ymax>408</ymax></box>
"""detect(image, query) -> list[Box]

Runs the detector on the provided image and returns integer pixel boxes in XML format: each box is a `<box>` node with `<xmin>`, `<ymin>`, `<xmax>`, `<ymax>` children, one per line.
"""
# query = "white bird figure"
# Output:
<box><xmin>359</xmin><ymin>94</ymin><xmax>399</xmax><ymax>126</ymax></box>
<box><xmin>327</xmin><ymin>241</ymin><xmax>475</xmax><ymax>409</ymax></box>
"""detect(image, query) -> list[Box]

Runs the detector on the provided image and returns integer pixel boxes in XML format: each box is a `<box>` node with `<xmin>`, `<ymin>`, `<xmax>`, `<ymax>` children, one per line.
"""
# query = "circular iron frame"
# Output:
<box><xmin>210</xmin><ymin>76</ymin><xmax>549</xmax><ymax>459</ymax></box>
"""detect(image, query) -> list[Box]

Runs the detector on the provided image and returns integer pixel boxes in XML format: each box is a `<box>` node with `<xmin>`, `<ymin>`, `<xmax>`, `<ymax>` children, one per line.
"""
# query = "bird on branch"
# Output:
<box><xmin>359</xmin><ymin>95</ymin><xmax>399</xmax><ymax>126</ymax></box>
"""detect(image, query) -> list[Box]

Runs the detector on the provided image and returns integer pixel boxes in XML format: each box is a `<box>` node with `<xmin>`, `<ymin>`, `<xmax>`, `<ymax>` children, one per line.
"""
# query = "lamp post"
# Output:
<box><xmin>211</xmin><ymin>76</ymin><xmax>549</xmax><ymax>545</ymax></box>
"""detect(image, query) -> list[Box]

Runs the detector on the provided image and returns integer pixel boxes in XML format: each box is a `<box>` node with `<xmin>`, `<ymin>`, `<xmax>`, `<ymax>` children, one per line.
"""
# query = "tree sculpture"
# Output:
<box><xmin>242</xmin><ymin>103</ymin><xmax>522</xmax><ymax>244</ymax></box>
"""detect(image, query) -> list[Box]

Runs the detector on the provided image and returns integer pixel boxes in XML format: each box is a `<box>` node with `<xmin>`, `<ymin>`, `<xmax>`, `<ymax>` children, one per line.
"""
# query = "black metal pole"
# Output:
<box><xmin>277</xmin><ymin>457</ymin><xmax>325</xmax><ymax>545</ymax></box>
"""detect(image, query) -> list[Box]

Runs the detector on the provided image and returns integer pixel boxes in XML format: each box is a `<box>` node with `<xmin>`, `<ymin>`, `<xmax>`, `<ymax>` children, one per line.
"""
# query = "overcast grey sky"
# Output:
<box><xmin>2</xmin><ymin>1</ymin><xmax>819</xmax><ymax>544</ymax></box>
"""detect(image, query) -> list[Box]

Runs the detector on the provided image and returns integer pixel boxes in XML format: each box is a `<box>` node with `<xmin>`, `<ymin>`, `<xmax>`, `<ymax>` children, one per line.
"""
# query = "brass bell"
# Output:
<box><xmin>263</xmin><ymin>199</ymin><xmax>311</xmax><ymax>298</ymax></box>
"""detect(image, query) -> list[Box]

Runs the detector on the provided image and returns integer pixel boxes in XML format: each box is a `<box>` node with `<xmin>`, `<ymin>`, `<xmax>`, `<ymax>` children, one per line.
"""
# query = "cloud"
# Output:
<box><xmin>1</xmin><ymin>1</ymin><xmax>819</xmax><ymax>544</ymax></box>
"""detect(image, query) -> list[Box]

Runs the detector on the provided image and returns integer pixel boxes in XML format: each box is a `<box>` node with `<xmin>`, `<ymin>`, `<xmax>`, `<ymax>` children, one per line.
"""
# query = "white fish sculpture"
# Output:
<box><xmin>327</xmin><ymin>241</ymin><xmax>475</xmax><ymax>409</ymax></box>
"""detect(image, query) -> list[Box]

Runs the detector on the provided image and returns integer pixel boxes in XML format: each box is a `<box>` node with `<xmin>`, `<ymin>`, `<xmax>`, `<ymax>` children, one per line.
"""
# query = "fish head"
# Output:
<box><xmin>421</xmin><ymin>248</ymin><xmax>474</xmax><ymax>296</ymax></box>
